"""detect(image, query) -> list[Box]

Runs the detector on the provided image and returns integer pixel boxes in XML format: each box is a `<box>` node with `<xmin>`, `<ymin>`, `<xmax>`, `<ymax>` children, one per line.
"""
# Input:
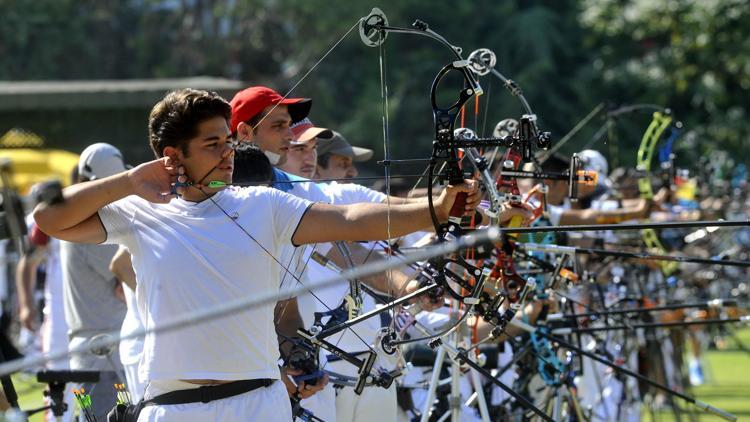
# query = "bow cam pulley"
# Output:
<box><xmin>359</xmin><ymin>8</ymin><xmax>388</xmax><ymax>47</ymax></box>
<box><xmin>468</xmin><ymin>48</ymin><xmax>497</xmax><ymax>76</ymax></box>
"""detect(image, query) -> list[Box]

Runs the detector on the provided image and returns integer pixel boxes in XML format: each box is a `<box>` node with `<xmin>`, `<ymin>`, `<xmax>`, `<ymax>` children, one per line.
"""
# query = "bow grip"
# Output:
<box><xmin>505</xmin><ymin>214</ymin><xmax>524</xmax><ymax>240</ymax></box>
<box><xmin>448</xmin><ymin>192</ymin><xmax>468</xmax><ymax>224</ymax></box>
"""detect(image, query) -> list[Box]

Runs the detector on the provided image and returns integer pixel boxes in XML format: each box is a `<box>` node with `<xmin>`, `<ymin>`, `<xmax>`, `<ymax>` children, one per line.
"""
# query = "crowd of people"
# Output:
<box><xmin>0</xmin><ymin>83</ymin><xmax>746</xmax><ymax>422</ymax></box>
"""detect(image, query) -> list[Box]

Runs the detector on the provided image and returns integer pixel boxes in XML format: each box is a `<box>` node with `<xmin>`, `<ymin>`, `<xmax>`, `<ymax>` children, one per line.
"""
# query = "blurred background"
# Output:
<box><xmin>1</xmin><ymin>0</ymin><xmax>749</xmax><ymax>191</ymax></box>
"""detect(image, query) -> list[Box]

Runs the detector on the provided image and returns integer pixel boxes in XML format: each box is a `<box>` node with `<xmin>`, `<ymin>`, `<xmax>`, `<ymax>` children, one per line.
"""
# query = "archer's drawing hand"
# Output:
<box><xmin>127</xmin><ymin>157</ymin><xmax>180</xmax><ymax>203</ymax></box>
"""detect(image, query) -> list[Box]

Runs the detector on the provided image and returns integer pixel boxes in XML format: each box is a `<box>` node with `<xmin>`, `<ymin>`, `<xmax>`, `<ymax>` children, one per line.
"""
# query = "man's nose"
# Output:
<box><xmin>283</xmin><ymin>127</ymin><xmax>295</xmax><ymax>142</ymax></box>
<box><xmin>347</xmin><ymin>165</ymin><xmax>358</xmax><ymax>178</ymax></box>
<box><xmin>221</xmin><ymin>141</ymin><xmax>235</xmax><ymax>159</ymax></box>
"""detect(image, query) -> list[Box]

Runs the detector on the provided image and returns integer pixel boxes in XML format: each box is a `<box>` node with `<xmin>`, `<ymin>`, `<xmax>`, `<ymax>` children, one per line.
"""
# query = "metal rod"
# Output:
<box><xmin>503</xmin><ymin>219</ymin><xmax>750</xmax><ymax>234</ymax></box>
<box><xmin>551</xmin><ymin>317</ymin><xmax>749</xmax><ymax>334</ymax></box>
<box><xmin>448</xmin><ymin>347</ymin><xmax>554</xmax><ymax>422</ymax></box>
<box><xmin>520</xmin><ymin>243</ymin><xmax>750</xmax><ymax>268</ymax></box>
<box><xmin>0</xmin><ymin>227</ymin><xmax>503</xmax><ymax>377</ymax></box>
<box><xmin>547</xmin><ymin>299</ymin><xmax>740</xmax><ymax>320</ymax></box>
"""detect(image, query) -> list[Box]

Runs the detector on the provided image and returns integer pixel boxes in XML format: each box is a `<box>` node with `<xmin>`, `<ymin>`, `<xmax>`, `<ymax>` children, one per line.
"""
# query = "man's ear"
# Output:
<box><xmin>236</xmin><ymin>122</ymin><xmax>254</xmax><ymax>142</ymax></box>
<box><xmin>162</xmin><ymin>146</ymin><xmax>182</xmax><ymax>163</ymax></box>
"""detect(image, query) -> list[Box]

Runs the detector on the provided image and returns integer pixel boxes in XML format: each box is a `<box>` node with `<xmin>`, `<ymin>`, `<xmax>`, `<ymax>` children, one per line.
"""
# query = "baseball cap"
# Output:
<box><xmin>579</xmin><ymin>149</ymin><xmax>609</xmax><ymax>177</ymax></box>
<box><xmin>578</xmin><ymin>149</ymin><xmax>611</xmax><ymax>190</ymax></box>
<box><xmin>229</xmin><ymin>86</ymin><xmax>311</xmax><ymax>134</ymax></box>
<box><xmin>317</xmin><ymin>131</ymin><xmax>374</xmax><ymax>162</ymax></box>
<box><xmin>78</xmin><ymin>143</ymin><xmax>129</xmax><ymax>180</ymax></box>
<box><xmin>290</xmin><ymin>118</ymin><xmax>334</xmax><ymax>144</ymax></box>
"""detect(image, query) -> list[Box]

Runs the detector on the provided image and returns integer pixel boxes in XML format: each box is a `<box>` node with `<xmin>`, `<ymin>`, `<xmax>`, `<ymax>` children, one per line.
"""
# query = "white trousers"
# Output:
<box><xmin>122</xmin><ymin>360</ymin><xmax>147</xmax><ymax>402</ymax></box>
<box><xmin>335</xmin><ymin>383</ymin><xmax>397</xmax><ymax>422</ymax></box>
<box><xmin>138</xmin><ymin>379</ymin><xmax>292</xmax><ymax>421</ymax></box>
<box><xmin>299</xmin><ymin>383</ymin><xmax>336</xmax><ymax>422</ymax></box>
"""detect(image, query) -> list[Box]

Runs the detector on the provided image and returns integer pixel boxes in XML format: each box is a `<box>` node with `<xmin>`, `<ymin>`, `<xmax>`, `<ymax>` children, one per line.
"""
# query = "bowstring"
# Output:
<box><xmin>235</xmin><ymin>16</ymin><xmax>381</xmax><ymax>357</ymax></box>
<box><xmin>222</xmin><ymin>15</ymin><xmax>378</xmax><ymax>358</ymax></box>
<box><xmin>377</xmin><ymin>31</ymin><xmax>402</xmax><ymax>361</ymax></box>
<box><xmin>250</xmin><ymin>19</ymin><xmax>360</xmax><ymax>132</ymax></box>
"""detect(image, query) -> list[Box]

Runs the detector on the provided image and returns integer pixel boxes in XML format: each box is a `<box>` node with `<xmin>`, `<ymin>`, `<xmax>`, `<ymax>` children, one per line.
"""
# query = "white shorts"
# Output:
<box><xmin>138</xmin><ymin>380</ymin><xmax>292</xmax><ymax>421</ymax></box>
<box><xmin>299</xmin><ymin>383</ymin><xmax>336</xmax><ymax>422</ymax></box>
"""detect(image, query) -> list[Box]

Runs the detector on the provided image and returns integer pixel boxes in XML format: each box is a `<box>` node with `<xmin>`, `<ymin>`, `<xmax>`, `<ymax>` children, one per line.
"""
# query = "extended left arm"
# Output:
<box><xmin>292</xmin><ymin>181</ymin><xmax>479</xmax><ymax>245</ymax></box>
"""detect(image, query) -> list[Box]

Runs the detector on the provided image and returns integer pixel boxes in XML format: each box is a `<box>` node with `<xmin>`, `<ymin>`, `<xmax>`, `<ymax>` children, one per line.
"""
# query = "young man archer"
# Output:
<box><xmin>33</xmin><ymin>88</ymin><xmax>480</xmax><ymax>421</ymax></box>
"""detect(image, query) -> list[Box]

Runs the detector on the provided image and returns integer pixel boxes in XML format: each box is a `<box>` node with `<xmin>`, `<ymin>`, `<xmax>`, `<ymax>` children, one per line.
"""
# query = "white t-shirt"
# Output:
<box><xmin>274</xmin><ymin>170</ymin><xmax>331</xmax><ymax>301</ymax></box>
<box><xmin>98</xmin><ymin>187</ymin><xmax>311</xmax><ymax>381</ymax></box>
<box><xmin>306</xmin><ymin>183</ymin><xmax>388</xmax><ymax>369</ymax></box>
<box><xmin>120</xmin><ymin>283</ymin><xmax>144</xmax><ymax>366</ymax></box>
<box><xmin>322</xmin><ymin>181</ymin><xmax>387</xmax><ymax>205</ymax></box>
<box><xmin>274</xmin><ymin>177</ymin><xmax>390</xmax><ymax>369</ymax></box>
<box><xmin>547</xmin><ymin>199</ymin><xmax>571</xmax><ymax>226</ymax></box>
<box><xmin>25</xmin><ymin>215</ymin><xmax>64</xmax><ymax>322</ymax></box>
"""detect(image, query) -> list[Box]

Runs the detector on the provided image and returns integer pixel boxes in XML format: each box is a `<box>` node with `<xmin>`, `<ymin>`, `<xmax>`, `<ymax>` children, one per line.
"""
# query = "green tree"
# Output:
<box><xmin>578</xmin><ymin>0</ymin><xmax>750</xmax><ymax>167</ymax></box>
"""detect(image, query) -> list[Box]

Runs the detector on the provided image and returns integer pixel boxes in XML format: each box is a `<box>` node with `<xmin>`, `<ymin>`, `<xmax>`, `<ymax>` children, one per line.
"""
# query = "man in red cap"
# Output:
<box><xmin>230</xmin><ymin>86</ymin><xmax>311</xmax><ymax>167</ymax></box>
<box><xmin>278</xmin><ymin>118</ymin><xmax>333</xmax><ymax>179</ymax></box>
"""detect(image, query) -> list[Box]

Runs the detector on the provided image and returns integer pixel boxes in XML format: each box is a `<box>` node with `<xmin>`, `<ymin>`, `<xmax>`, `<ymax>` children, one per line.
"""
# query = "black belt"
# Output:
<box><xmin>107</xmin><ymin>380</ymin><xmax>276</xmax><ymax>422</ymax></box>
<box><xmin>147</xmin><ymin>379</ymin><xmax>275</xmax><ymax>406</ymax></box>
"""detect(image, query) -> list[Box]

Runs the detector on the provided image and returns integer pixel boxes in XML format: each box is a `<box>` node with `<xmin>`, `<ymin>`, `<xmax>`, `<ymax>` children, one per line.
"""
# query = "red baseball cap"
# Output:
<box><xmin>229</xmin><ymin>86</ymin><xmax>311</xmax><ymax>133</ymax></box>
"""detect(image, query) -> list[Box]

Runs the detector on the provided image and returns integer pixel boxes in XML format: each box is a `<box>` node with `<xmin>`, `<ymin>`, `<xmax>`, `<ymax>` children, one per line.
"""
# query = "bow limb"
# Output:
<box><xmin>636</xmin><ymin>111</ymin><xmax>679</xmax><ymax>274</ymax></box>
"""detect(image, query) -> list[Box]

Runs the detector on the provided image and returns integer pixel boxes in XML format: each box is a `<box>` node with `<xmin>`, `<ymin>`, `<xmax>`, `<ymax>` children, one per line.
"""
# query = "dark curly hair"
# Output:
<box><xmin>148</xmin><ymin>89</ymin><xmax>231</xmax><ymax>158</ymax></box>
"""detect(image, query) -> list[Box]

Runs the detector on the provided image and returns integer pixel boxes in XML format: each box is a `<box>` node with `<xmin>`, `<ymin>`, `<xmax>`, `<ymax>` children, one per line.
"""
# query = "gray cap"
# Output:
<box><xmin>78</xmin><ymin>143</ymin><xmax>128</xmax><ymax>180</ymax></box>
<box><xmin>317</xmin><ymin>131</ymin><xmax>373</xmax><ymax>162</ymax></box>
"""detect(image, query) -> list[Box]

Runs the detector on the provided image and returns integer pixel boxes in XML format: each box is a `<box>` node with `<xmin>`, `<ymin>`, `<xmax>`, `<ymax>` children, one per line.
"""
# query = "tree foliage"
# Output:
<box><xmin>579</xmin><ymin>0</ymin><xmax>750</xmax><ymax>166</ymax></box>
<box><xmin>0</xmin><ymin>0</ymin><xmax>747</xmax><ymax>172</ymax></box>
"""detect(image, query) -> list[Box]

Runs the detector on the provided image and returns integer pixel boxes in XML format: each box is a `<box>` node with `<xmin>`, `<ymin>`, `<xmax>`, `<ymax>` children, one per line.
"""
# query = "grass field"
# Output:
<box><xmin>641</xmin><ymin>328</ymin><xmax>750</xmax><ymax>422</ymax></box>
<box><xmin>6</xmin><ymin>329</ymin><xmax>750</xmax><ymax>421</ymax></box>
